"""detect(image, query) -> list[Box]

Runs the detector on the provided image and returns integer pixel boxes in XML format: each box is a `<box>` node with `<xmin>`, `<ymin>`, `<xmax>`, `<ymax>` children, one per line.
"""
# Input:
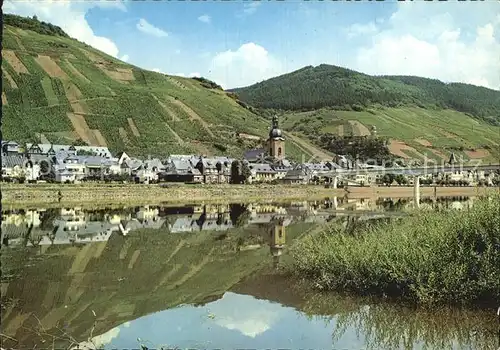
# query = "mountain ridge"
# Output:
<box><xmin>231</xmin><ymin>64</ymin><xmax>500</xmax><ymax>126</ymax></box>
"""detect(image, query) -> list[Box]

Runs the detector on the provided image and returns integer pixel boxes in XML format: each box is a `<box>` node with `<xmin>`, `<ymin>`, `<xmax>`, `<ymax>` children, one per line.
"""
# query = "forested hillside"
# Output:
<box><xmin>232</xmin><ymin>64</ymin><xmax>500</xmax><ymax>126</ymax></box>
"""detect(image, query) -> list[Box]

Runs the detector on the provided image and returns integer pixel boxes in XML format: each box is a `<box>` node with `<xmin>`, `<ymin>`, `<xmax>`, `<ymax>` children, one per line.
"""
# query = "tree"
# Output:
<box><xmin>382</xmin><ymin>173</ymin><xmax>396</xmax><ymax>186</ymax></box>
<box><xmin>39</xmin><ymin>160</ymin><xmax>52</xmax><ymax>178</ymax></box>
<box><xmin>77</xmin><ymin>149</ymin><xmax>95</xmax><ymax>156</ymax></box>
<box><xmin>395</xmin><ymin>174</ymin><xmax>408</xmax><ymax>186</ymax></box>
<box><xmin>230</xmin><ymin>160</ymin><xmax>241</xmax><ymax>184</ymax></box>
<box><xmin>229</xmin><ymin>203</ymin><xmax>250</xmax><ymax>227</ymax></box>
<box><xmin>240</xmin><ymin>162</ymin><xmax>252</xmax><ymax>184</ymax></box>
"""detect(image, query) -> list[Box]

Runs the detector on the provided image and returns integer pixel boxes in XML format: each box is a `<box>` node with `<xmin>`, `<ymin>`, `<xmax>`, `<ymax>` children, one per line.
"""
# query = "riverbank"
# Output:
<box><xmin>1</xmin><ymin>183</ymin><xmax>345</xmax><ymax>208</ymax></box>
<box><xmin>2</xmin><ymin>183</ymin><xmax>498</xmax><ymax>208</ymax></box>
<box><xmin>346</xmin><ymin>185</ymin><xmax>499</xmax><ymax>198</ymax></box>
<box><xmin>290</xmin><ymin>195</ymin><xmax>500</xmax><ymax>307</ymax></box>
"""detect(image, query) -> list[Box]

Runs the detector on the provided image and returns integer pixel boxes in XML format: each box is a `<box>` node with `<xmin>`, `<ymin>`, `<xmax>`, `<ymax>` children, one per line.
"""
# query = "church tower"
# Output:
<box><xmin>267</xmin><ymin>115</ymin><xmax>285</xmax><ymax>161</ymax></box>
<box><xmin>269</xmin><ymin>218</ymin><xmax>286</xmax><ymax>269</ymax></box>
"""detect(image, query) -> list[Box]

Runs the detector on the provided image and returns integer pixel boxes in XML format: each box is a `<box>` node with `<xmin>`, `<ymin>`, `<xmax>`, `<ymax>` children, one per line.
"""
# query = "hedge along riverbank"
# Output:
<box><xmin>290</xmin><ymin>195</ymin><xmax>500</xmax><ymax>307</ymax></box>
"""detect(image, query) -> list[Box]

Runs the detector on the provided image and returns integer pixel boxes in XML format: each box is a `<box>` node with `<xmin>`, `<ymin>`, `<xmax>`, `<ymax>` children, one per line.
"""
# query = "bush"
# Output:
<box><xmin>290</xmin><ymin>195</ymin><xmax>500</xmax><ymax>307</ymax></box>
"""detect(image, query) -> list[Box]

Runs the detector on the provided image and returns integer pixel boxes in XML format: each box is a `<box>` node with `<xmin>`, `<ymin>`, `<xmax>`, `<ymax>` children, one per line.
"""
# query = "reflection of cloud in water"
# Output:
<box><xmin>209</xmin><ymin>292</ymin><xmax>280</xmax><ymax>338</ymax></box>
<box><xmin>74</xmin><ymin>327</ymin><xmax>121</xmax><ymax>349</ymax></box>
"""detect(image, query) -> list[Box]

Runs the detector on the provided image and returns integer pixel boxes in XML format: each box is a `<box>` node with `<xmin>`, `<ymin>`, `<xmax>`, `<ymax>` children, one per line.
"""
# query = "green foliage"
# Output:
<box><xmin>3</xmin><ymin>14</ymin><xmax>69</xmax><ymax>37</ymax></box>
<box><xmin>318</xmin><ymin>134</ymin><xmax>391</xmax><ymax>161</ymax></box>
<box><xmin>233</xmin><ymin>64</ymin><xmax>500</xmax><ymax>126</ymax></box>
<box><xmin>290</xmin><ymin>196</ymin><xmax>500</xmax><ymax>306</ymax></box>
<box><xmin>191</xmin><ymin>76</ymin><xmax>223</xmax><ymax>90</ymax></box>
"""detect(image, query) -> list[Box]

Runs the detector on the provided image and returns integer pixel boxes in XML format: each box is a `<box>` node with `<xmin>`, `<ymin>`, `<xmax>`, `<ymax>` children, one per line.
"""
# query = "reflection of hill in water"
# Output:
<box><xmin>231</xmin><ymin>273</ymin><xmax>499</xmax><ymax>350</ymax></box>
<box><xmin>0</xmin><ymin>220</ymin><xmax>312</xmax><ymax>348</ymax></box>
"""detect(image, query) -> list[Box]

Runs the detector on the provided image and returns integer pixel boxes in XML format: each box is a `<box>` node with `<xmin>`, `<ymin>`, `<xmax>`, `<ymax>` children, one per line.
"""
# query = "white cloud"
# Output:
<box><xmin>120</xmin><ymin>54</ymin><xmax>129</xmax><ymax>62</ymax></box>
<box><xmin>3</xmin><ymin>0</ymin><xmax>123</xmax><ymax>58</ymax></box>
<box><xmin>151</xmin><ymin>68</ymin><xmax>164</xmax><ymax>74</ymax></box>
<box><xmin>244</xmin><ymin>2</ymin><xmax>260</xmax><ymax>15</ymax></box>
<box><xmin>198</xmin><ymin>14</ymin><xmax>211</xmax><ymax>24</ymax></box>
<box><xmin>351</xmin><ymin>2</ymin><xmax>500</xmax><ymax>90</ymax></box>
<box><xmin>209</xmin><ymin>293</ymin><xmax>280</xmax><ymax>338</ymax></box>
<box><xmin>188</xmin><ymin>72</ymin><xmax>201</xmax><ymax>77</ymax></box>
<box><xmin>136</xmin><ymin>18</ymin><xmax>168</xmax><ymax>38</ymax></box>
<box><xmin>345</xmin><ymin>22</ymin><xmax>378</xmax><ymax>39</ymax></box>
<box><xmin>74</xmin><ymin>326</ymin><xmax>120</xmax><ymax>349</ymax></box>
<box><xmin>209</xmin><ymin>42</ymin><xmax>284</xmax><ymax>89</ymax></box>
<box><xmin>237</xmin><ymin>2</ymin><xmax>260</xmax><ymax>17</ymax></box>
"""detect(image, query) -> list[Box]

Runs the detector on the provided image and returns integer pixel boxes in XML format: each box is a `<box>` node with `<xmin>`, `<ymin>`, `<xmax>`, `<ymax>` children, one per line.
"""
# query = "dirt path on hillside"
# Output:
<box><xmin>152</xmin><ymin>94</ymin><xmax>180</xmax><ymax>121</ymax></box>
<box><xmin>285</xmin><ymin>131</ymin><xmax>332</xmax><ymax>161</ymax></box>
<box><xmin>3</xmin><ymin>70</ymin><xmax>18</xmax><ymax>89</ymax></box>
<box><xmin>465</xmin><ymin>148</ymin><xmax>491</xmax><ymax>159</ymax></box>
<box><xmin>164</xmin><ymin>123</ymin><xmax>184</xmax><ymax>144</ymax></box>
<box><xmin>167</xmin><ymin>96</ymin><xmax>214</xmax><ymax>137</ymax></box>
<box><xmin>388</xmin><ymin>140</ymin><xmax>427</xmax><ymax>160</ymax></box>
<box><xmin>337</xmin><ymin>124</ymin><xmax>344</xmax><ymax>136</ymax></box>
<box><xmin>3</xmin><ymin>50</ymin><xmax>29</xmax><ymax>74</ymax></box>
<box><xmin>349</xmin><ymin>120</ymin><xmax>371</xmax><ymax>136</ymax></box>
<box><xmin>119</xmin><ymin>127</ymin><xmax>131</xmax><ymax>145</ymax></box>
<box><xmin>415</xmin><ymin>138</ymin><xmax>432</xmax><ymax>147</ymax></box>
<box><xmin>14</xmin><ymin>36</ymin><xmax>26</xmax><ymax>51</ymax></box>
<box><xmin>2</xmin><ymin>92</ymin><xmax>8</xmax><ymax>105</ymax></box>
<box><xmin>92</xmin><ymin>130</ymin><xmax>108</xmax><ymax>147</ymax></box>
<box><xmin>35</xmin><ymin>55</ymin><xmax>68</xmax><ymax>78</ymax></box>
<box><xmin>64</xmin><ymin>59</ymin><xmax>91</xmax><ymax>83</ymax></box>
<box><xmin>127</xmin><ymin>118</ymin><xmax>141</xmax><ymax>137</ymax></box>
<box><xmin>67</xmin><ymin>112</ymin><xmax>98</xmax><ymax>145</ymax></box>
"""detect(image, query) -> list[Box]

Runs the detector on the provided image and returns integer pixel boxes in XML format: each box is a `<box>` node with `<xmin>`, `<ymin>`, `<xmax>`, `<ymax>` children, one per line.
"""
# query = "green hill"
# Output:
<box><xmin>1</xmin><ymin>14</ymin><xmax>325</xmax><ymax>160</ymax></box>
<box><xmin>232</xmin><ymin>64</ymin><xmax>500</xmax><ymax>163</ymax></box>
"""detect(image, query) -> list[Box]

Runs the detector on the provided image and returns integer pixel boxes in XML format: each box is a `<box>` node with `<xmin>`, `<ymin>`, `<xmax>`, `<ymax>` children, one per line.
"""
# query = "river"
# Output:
<box><xmin>1</xmin><ymin>195</ymin><xmax>498</xmax><ymax>349</ymax></box>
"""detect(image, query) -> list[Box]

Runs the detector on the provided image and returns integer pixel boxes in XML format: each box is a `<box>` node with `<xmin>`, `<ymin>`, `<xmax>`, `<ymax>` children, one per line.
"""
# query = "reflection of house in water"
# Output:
<box><xmin>1</xmin><ymin>209</ymin><xmax>48</xmax><ymax>246</ymax></box>
<box><xmin>1</xmin><ymin>206</ymin><xmax>167</xmax><ymax>246</ymax></box>
<box><xmin>168</xmin><ymin>204</ymin><xmax>233</xmax><ymax>233</ymax></box>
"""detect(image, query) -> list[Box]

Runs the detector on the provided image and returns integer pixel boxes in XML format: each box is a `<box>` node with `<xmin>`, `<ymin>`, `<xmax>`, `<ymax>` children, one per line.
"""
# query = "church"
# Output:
<box><xmin>244</xmin><ymin>115</ymin><xmax>291</xmax><ymax>167</ymax></box>
<box><xmin>243</xmin><ymin>115</ymin><xmax>294</xmax><ymax>183</ymax></box>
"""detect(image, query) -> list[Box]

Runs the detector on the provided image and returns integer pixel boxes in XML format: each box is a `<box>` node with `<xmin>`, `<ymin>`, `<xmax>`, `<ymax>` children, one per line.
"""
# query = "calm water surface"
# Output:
<box><xmin>1</xmin><ymin>196</ymin><xmax>497</xmax><ymax>349</ymax></box>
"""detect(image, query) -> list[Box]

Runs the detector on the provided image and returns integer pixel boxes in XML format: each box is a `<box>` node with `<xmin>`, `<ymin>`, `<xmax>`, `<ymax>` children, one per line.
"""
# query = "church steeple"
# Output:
<box><xmin>267</xmin><ymin>115</ymin><xmax>285</xmax><ymax>160</ymax></box>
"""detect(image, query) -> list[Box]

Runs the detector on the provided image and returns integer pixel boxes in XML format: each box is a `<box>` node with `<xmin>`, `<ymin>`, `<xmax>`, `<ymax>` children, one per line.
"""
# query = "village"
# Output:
<box><xmin>1</xmin><ymin>116</ymin><xmax>498</xmax><ymax>187</ymax></box>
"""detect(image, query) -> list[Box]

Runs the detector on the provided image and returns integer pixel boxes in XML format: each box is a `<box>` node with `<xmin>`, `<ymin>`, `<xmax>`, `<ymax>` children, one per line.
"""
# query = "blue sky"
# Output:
<box><xmin>4</xmin><ymin>0</ymin><xmax>500</xmax><ymax>90</ymax></box>
<box><xmin>76</xmin><ymin>292</ymin><xmax>369</xmax><ymax>349</ymax></box>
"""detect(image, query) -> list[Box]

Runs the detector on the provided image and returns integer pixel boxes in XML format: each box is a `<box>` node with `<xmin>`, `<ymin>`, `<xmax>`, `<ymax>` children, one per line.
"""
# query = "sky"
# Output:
<box><xmin>4</xmin><ymin>0</ymin><xmax>500</xmax><ymax>90</ymax></box>
<box><xmin>76</xmin><ymin>292</ymin><xmax>368</xmax><ymax>349</ymax></box>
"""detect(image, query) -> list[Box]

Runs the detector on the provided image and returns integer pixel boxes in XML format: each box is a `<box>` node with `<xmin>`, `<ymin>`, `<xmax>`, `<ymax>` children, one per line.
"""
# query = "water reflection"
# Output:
<box><xmin>1</xmin><ymin>196</ymin><xmax>478</xmax><ymax>248</ymax></box>
<box><xmin>1</xmin><ymin>196</ymin><xmax>494</xmax><ymax>349</ymax></box>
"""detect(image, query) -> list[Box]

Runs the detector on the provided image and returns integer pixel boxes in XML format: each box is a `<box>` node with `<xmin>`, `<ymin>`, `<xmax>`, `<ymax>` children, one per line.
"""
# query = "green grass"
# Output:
<box><xmin>290</xmin><ymin>195</ymin><xmax>500</xmax><ymax>307</ymax></box>
<box><xmin>1</xmin><ymin>20</ymin><xmax>328</xmax><ymax>159</ymax></box>
<box><xmin>40</xmin><ymin>76</ymin><xmax>58</xmax><ymax>106</ymax></box>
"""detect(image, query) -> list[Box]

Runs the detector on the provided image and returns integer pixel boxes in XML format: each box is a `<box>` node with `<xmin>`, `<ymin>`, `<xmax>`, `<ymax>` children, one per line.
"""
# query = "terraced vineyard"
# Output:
<box><xmin>1</xmin><ymin>16</ymin><xmax>322</xmax><ymax>160</ymax></box>
<box><xmin>281</xmin><ymin>107</ymin><xmax>500</xmax><ymax>164</ymax></box>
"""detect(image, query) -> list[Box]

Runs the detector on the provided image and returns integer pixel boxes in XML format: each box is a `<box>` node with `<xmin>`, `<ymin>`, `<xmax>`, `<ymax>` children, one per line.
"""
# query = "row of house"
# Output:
<box><xmin>3</xmin><ymin>116</ymin><xmax>497</xmax><ymax>185</ymax></box>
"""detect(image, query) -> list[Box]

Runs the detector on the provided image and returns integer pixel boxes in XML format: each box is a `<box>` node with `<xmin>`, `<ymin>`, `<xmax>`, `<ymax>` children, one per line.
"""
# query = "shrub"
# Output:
<box><xmin>290</xmin><ymin>195</ymin><xmax>500</xmax><ymax>307</ymax></box>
